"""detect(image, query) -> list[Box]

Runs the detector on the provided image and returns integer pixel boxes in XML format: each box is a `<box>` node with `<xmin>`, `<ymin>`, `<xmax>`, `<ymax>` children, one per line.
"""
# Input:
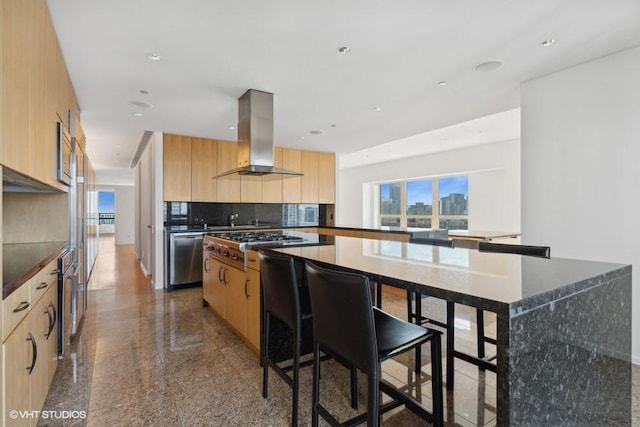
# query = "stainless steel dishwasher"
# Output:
<box><xmin>167</xmin><ymin>232</ymin><xmax>204</xmax><ymax>290</ymax></box>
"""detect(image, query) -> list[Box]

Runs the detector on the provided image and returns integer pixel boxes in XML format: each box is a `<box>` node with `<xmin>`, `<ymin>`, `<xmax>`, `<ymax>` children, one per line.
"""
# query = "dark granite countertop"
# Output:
<box><xmin>3</xmin><ymin>241</ymin><xmax>68</xmax><ymax>299</ymax></box>
<box><xmin>265</xmin><ymin>233</ymin><xmax>629</xmax><ymax>314</ymax></box>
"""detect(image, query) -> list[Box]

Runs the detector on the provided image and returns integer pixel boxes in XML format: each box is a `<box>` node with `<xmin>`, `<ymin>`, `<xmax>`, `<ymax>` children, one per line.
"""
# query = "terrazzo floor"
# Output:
<box><xmin>39</xmin><ymin>237</ymin><xmax>638</xmax><ymax>426</ymax></box>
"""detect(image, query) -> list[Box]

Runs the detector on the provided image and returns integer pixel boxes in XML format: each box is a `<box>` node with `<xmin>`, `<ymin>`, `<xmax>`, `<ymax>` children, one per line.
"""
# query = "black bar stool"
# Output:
<box><xmin>260</xmin><ymin>251</ymin><xmax>307</xmax><ymax>426</ymax></box>
<box><xmin>306</xmin><ymin>261</ymin><xmax>444</xmax><ymax>427</ymax></box>
<box><xmin>260</xmin><ymin>251</ymin><xmax>357</xmax><ymax>426</ymax></box>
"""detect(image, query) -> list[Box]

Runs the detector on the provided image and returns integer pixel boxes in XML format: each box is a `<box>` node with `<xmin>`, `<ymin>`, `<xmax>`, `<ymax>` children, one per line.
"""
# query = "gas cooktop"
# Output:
<box><xmin>214</xmin><ymin>231</ymin><xmax>305</xmax><ymax>245</ymax></box>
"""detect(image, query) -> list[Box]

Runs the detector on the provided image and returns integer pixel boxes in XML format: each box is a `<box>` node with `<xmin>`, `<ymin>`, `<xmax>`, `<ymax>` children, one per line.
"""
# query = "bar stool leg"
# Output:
<box><xmin>431</xmin><ymin>334</ymin><xmax>444</xmax><ymax>427</ymax></box>
<box><xmin>446</xmin><ymin>301</ymin><xmax>454</xmax><ymax>390</ymax></box>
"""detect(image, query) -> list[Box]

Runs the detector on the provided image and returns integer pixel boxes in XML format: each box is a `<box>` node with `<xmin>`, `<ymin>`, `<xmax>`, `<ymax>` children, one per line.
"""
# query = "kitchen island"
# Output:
<box><xmin>263</xmin><ymin>233</ymin><xmax>631</xmax><ymax>426</ymax></box>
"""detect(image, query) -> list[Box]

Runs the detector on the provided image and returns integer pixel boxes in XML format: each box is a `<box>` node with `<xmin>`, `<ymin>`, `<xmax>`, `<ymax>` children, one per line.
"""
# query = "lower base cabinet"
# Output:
<box><xmin>2</xmin><ymin>279</ymin><xmax>59</xmax><ymax>427</ymax></box>
<box><xmin>3</xmin><ymin>320</ymin><xmax>31</xmax><ymax>427</ymax></box>
<box><xmin>203</xmin><ymin>250</ymin><xmax>261</xmax><ymax>354</ymax></box>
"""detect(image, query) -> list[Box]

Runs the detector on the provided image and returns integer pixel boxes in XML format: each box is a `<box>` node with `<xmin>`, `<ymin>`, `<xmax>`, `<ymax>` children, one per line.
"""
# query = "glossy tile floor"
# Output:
<box><xmin>39</xmin><ymin>237</ymin><xmax>638</xmax><ymax>426</ymax></box>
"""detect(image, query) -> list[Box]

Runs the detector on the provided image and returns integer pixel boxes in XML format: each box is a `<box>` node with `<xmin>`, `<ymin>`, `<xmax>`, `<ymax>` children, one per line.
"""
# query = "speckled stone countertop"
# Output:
<box><xmin>3</xmin><ymin>241</ymin><xmax>68</xmax><ymax>298</ymax></box>
<box><xmin>266</xmin><ymin>232</ymin><xmax>632</xmax><ymax>425</ymax></box>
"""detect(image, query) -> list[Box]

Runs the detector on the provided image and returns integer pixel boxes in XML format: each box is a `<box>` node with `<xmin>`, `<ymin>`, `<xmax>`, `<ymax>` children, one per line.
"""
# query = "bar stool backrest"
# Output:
<box><xmin>305</xmin><ymin>261</ymin><xmax>378</xmax><ymax>375</ymax></box>
<box><xmin>477</xmin><ymin>242</ymin><xmax>550</xmax><ymax>258</ymax></box>
<box><xmin>408</xmin><ymin>237</ymin><xmax>454</xmax><ymax>248</ymax></box>
<box><xmin>259</xmin><ymin>251</ymin><xmax>301</xmax><ymax>331</ymax></box>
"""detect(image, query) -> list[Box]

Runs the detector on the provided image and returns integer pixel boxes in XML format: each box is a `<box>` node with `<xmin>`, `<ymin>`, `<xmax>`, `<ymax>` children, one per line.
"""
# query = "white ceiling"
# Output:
<box><xmin>46</xmin><ymin>0</ymin><xmax>640</xmax><ymax>185</ymax></box>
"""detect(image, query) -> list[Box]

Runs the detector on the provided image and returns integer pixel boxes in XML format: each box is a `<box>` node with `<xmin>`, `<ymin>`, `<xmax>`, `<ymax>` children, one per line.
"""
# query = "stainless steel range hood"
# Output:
<box><xmin>214</xmin><ymin>89</ymin><xmax>303</xmax><ymax>178</ymax></box>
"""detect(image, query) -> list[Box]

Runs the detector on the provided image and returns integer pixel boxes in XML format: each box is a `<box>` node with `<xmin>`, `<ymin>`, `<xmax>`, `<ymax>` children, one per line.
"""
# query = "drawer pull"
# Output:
<box><xmin>50</xmin><ymin>269</ymin><xmax>61</xmax><ymax>275</ymax></box>
<box><xmin>248</xmin><ymin>258</ymin><xmax>257</xmax><ymax>263</ymax></box>
<box><xmin>36</xmin><ymin>282</ymin><xmax>48</xmax><ymax>290</ymax></box>
<box><xmin>13</xmin><ymin>301</ymin><xmax>30</xmax><ymax>313</ymax></box>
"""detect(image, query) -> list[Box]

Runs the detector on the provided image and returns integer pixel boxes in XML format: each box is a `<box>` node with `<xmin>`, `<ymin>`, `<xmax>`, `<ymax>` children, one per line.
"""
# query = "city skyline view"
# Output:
<box><xmin>380</xmin><ymin>176</ymin><xmax>468</xmax><ymax>216</ymax></box>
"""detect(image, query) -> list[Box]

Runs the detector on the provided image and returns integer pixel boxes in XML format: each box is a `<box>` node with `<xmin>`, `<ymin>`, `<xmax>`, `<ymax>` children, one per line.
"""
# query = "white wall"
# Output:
<box><xmin>521</xmin><ymin>46</ymin><xmax>640</xmax><ymax>361</ymax></box>
<box><xmin>337</xmin><ymin>139</ymin><xmax>521</xmax><ymax>231</ymax></box>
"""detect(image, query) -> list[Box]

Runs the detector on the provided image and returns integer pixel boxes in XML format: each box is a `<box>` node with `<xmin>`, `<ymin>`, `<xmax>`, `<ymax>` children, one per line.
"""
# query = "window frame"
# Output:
<box><xmin>377</xmin><ymin>176</ymin><xmax>468</xmax><ymax>229</ymax></box>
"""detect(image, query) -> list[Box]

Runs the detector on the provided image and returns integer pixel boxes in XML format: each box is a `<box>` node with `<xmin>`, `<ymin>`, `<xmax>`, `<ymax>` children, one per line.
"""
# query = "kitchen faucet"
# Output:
<box><xmin>228</xmin><ymin>213</ymin><xmax>238</xmax><ymax>227</ymax></box>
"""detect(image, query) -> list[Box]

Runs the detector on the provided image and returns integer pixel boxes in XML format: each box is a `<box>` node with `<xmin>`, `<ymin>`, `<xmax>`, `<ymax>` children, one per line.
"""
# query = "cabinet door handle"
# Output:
<box><xmin>222</xmin><ymin>268</ymin><xmax>228</xmax><ymax>285</ymax></box>
<box><xmin>218</xmin><ymin>266</ymin><xmax>224</xmax><ymax>282</ymax></box>
<box><xmin>13</xmin><ymin>301</ymin><xmax>30</xmax><ymax>313</ymax></box>
<box><xmin>36</xmin><ymin>282</ymin><xmax>48</xmax><ymax>290</ymax></box>
<box><xmin>247</xmin><ymin>258</ymin><xmax>257</xmax><ymax>263</ymax></box>
<box><xmin>50</xmin><ymin>269</ymin><xmax>61</xmax><ymax>275</ymax></box>
<box><xmin>244</xmin><ymin>279</ymin><xmax>249</xmax><ymax>298</ymax></box>
<box><xmin>44</xmin><ymin>305</ymin><xmax>55</xmax><ymax>339</ymax></box>
<box><xmin>204</xmin><ymin>258</ymin><xmax>210</xmax><ymax>272</ymax></box>
<box><xmin>26</xmin><ymin>333</ymin><xmax>38</xmax><ymax>375</ymax></box>
<box><xmin>49</xmin><ymin>302</ymin><xmax>57</xmax><ymax>334</ymax></box>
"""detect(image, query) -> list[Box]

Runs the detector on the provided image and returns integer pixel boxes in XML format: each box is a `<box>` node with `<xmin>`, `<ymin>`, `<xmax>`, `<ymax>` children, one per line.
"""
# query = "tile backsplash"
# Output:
<box><xmin>164</xmin><ymin>202</ymin><xmax>329</xmax><ymax>227</ymax></box>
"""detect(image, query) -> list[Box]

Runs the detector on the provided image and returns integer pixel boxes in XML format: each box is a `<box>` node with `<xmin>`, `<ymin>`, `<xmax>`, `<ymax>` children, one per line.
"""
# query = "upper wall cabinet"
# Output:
<box><xmin>262</xmin><ymin>147</ymin><xmax>283</xmax><ymax>203</ymax></box>
<box><xmin>318</xmin><ymin>152</ymin><xmax>336</xmax><ymax>203</ymax></box>
<box><xmin>192</xmin><ymin>137</ymin><xmax>218</xmax><ymax>202</ymax></box>
<box><xmin>2</xmin><ymin>0</ymin><xmax>32</xmax><ymax>173</ymax></box>
<box><xmin>161</xmin><ymin>134</ymin><xmax>335</xmax><ymax>204</ymax></box>
<box><xmin>1</xmin><ymin>0</ymin><xmax>78</xmax><ymax>190</ymax></box>
<box><xmin>163</xmin><ymin>134</ymin><xmax>192</xmax><ymax>201</ymax></box>
<box><xmin>300</xmin><ymin>150</ymin><xmax>320</xmax><ymax>203</ymax></box>
<box><xmin>216</xmin><ymin>140</ymin><xmax>241</xmax><ymax>203</ymax></box>
<box><xmin>282</xmin><ymin>148</ymin><xmax>302</xmax><ymax>203</ymax></box>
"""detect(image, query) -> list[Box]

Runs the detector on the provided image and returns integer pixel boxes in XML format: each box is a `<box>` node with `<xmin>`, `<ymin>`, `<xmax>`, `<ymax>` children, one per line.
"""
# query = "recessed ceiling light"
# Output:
<box><xmin>330</xmin><ymin>124</ymin><xmax>336</xmax><ymax>128</ymax></box>
<box><xmin>473</xmin><ymin>60</ymin><xmax>503</xmax><ymax>72</ymax></box>
<box><xmin>139</xmin><ymin>90</ymin><xmax>149</xmax><ymax>95</ymax></box>
<box><xmin>373</xmin><ymin>106</ymin><xmax>382</xmax><ymax>112</ymax></box>
<box><xmin>132</xmin><ymin>112</ymin><xmax>143</xmax><ymax>117</ymax></box>
<box><xmin>310</xmin><ymin>130</ymin><xmax>324</xmax><ymax>135</ymax></box>
<box><xmin>299</xmin><ymin>136</ymin><xmax>305</xmax><ymax>140</ymax></box>
<box><xmin>540</xmin><ymin>39</ymin><xmax>557</xmax><ymax>47</ymax></box>
<box><xmin>228</xmin><ymin>125</ymin><xmax>236</xmax><ymax>130</ymax></box>
<box><xmin>437</xmin><ymin>81</ymin><xmax>447</xmax><ymax>86</ymax></box>
<box><xmin>337</xmin><ymin>46</ymin><xmax>351</xmax><ymax>54</ymax></box>
<box><xmin>146</xmin><ymin>53</ymin><xmax>162</xmax><ymax>61</ymax></box>
<box><xmin>130</xmin><ymin>101</ymin><xmax>153</xmax><ymax>108</ymax></box>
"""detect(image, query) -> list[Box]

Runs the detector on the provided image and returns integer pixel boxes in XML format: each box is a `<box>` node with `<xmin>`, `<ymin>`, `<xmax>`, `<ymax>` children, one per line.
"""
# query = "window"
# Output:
<box><xmin>377</xmin><ymin>176</ymin><xmax>468</xmax><ymax>230</ymax></box>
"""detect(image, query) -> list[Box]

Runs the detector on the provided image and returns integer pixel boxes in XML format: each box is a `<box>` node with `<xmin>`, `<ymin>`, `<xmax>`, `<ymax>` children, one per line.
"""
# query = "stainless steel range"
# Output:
<box><xmin>204</xmin><ymin>231</ymin><xmax>305</xmax><ymax>270</ymax></box>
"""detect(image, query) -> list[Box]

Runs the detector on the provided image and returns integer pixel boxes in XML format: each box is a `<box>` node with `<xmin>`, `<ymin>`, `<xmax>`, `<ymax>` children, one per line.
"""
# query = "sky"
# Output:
<box><xmin>98</xmin><ymin>191</ymin><xmax>115</xmax><ymax>213</ymax></box>
<box><xmin>407</xmin><ymin>176</ymin><xmax>468</xmax><ymax>206</ymax></box>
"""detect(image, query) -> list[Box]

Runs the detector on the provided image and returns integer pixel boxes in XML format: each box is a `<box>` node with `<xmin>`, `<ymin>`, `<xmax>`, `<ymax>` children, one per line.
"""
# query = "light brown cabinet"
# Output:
<box><xmin>216</xmin><ymin>141</ymin><xmax>241</xmax><ymax>202</ymax></box>
<box><xmin>318</xmin><ymin>152</ymin><xmax>336</xmax><ymax>203</ymax></box>
<box><xmin>224</xmin><ymin>266</ymin><xmax>248</xmax><ymax>336</ymax></box>
<box><xmin>240</xmin><ymin>175</ymin><xmax>263</xmax><ymax>203</ymax></box>
<box><xmin>203</xmin><ymin>249</ymin><xmax>261</xmax><ymax>355</ymax></box>
<box><xmin>163</xmin><ymin>134</ymin><xmax>192</xmax><ymax>201</ymax></box>
<box><xmin>202</xmin><ymin>254</ymin><xmax>215</xmax><ymax>306</ymax></box>
<box><xmin>262</xmin><ymin>147</ymin><xmax>283</xmax><ymax>203</ymax></box>
<box><xmin>2</xmin><ymin>319</ymin><xmax>31</xmax><ymax>427</ymax></box>
<box><xmin>2</xmin><ymin>274</ymin><xmax>58</xmax><ymax>427</ymax></box>
<box><xmin>2</xmin><ymin>0</ymin><xmax>32</xmax><ymax>173</ymax></box>
<box><xmin>162</xmin><ymin>134</ymin><xmax>335</xmax><ymax>204</ymax></box>
<box><xmin>282</xmin><ymin>148</ymin><xmax>302</xmax><ymax>203</ymax></box>
<box><xmin>245</xmin><ymin>250</ymin><xmax>261</xmax><ymax>352</ymax></box>
<box><xmin>2</xmin><ymin>0</ymin><xmax>78</xmax><ymax>190</ymax></box>
<box><xmin>205</xmin><ymin>258</ymin><xmax>227</xmax><ymax>317</ymax></box>
<box><xmin>300</xmin><ymin>150</ymin><xmax>320</xmax><ymax>203</ymax></box>
<box><xmin>191</xmin><ymin>137</ymin><xmax>218</xmax><ymax>202</ymax></box>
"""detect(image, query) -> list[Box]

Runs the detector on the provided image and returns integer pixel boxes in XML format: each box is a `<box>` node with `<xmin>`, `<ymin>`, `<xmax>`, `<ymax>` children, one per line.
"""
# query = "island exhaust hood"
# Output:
<box><xmin>214</xmin><ymin>89</ymin><xmax>303</xmax><ymax>178</ymax></box>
